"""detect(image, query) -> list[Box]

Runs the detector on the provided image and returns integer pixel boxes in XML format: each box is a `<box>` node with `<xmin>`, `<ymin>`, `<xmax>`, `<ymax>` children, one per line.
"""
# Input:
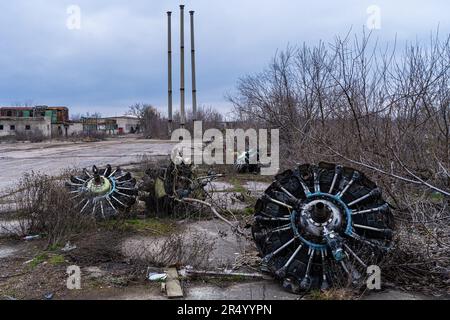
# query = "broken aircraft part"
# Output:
<box><xmin>234</xmin><ymin>149</ymin><xmax>261</xmax><ymax>174</ymax></box>
<box><xmin>252</xmin><ymin>162</ymin><xmax>394</xmax><ymax>292</ymax></box>
<box><xmin>141</xmin><ymin>159</ymin><xmax>208</xmax><ymax>215</ymax></box>
<box><xmin>66</xmin><ymin>164</ymin><xmax>138</xmax><ymax>218</ymax></box>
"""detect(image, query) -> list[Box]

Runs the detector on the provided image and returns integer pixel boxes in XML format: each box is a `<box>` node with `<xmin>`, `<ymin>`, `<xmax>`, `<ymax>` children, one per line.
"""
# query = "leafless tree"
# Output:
<box><xmin>173</xmin><ymin>105</ymin><xmax>224</xmax><ymax>132</ymax></box>
<box><xmin>230</xmin><ymin>30</ymin><xmax>450</xmax><ymax>196</ymax></box>
<box><xmin>127</xmin><ymin>103</ymin><xmax>167</xmax><ymax>138</ymax></box>
<box><xmin>229</xmin><ymin>30</ymin><xmax>450</xmax><ymax>291</ymax></box>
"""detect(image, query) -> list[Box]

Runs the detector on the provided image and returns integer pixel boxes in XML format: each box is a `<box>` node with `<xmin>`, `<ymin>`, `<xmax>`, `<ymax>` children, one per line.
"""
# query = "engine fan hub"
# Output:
<box><xmin>252</xmin><ymin>163</ymin><xmax>394</xmax><ymax>293</ymax></box>
<box><xmin>86</xmin><ymin>176</ymin><xmax>112</xmax><ymax>196</ymax></box>
<box><xmin>66</xmin><ymin>164</ymin><xmax>138</xmax><ymax>218</ymax></box>
<box><xmin>297</xmin><ymin>195</ymin><xmax>345</xmax><ymax>238</ymax></box>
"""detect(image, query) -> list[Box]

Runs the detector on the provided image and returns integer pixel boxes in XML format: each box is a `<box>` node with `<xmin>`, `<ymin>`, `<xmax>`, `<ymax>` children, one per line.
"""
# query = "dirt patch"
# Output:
<box><xmin>205</xmin><ymin>181</ymin><xmax>234</xmax><ymax>192</ymax></box>
<box><xmin>185</xmin><ymin>220</ymin><xmax>253</xmax><ymax>269</ymax></box>
<box><xmin>0</xmin><ymin>246</ymin><xmax>17</xmax><ymax>259</ymax></box>
<box><xmin>243</xmin><ymin>181</ymin><xmax>270</xmax><ymax>195</ymax></box>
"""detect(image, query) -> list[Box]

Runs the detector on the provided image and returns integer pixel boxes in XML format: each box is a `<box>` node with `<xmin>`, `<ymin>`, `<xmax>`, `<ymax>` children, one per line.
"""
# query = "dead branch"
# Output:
<box><xmin>181</xmin><ymin>197</ymin><xmax>249</xmax><ymax>238</ymax></box>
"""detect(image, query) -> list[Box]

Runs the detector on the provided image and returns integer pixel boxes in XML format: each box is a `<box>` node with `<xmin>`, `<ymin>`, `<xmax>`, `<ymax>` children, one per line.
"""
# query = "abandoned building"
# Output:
<box><xmin>0</xmin><ymin>106</ymin><xmax>142</xmax><ymax>139</ymax></box>
<box><xmin>0</xmin><ymin>112</ymin><xmax>52</xmax><ymax>138</ymax></box>
<box><xmin>0</xmin><ymin>106</ymin><xmax>70</xmax><ymax>138</ymax></box>
<box><xmin>105</xmin><ymin>116</ymin><xmax>141</xmax><ymax>134</ymax></box>
<box><xmin>82</xmin><ymin>116</ymin><xmax>141</xmax><ymax>135</ymax></box>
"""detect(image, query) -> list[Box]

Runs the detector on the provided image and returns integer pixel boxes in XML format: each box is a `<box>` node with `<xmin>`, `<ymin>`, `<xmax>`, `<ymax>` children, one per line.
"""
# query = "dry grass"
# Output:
<box><xmin>63</xmin><ymin>231</ymin><xmax>125</xmax><ymax>265</ymax></box>
<box><xmin>125</xmin><ymin>232</ymin><xmax>215</xmax><ymax>269</ymax></box>
<box><xmin>6</xmin><ymin>172</ymin><xmax>96</xmax><ymax>248</ymax></box>
<box><xmin>306</xmin><ymin>288</ymin><xmax>357</xmax><ymax>300</ymax></box>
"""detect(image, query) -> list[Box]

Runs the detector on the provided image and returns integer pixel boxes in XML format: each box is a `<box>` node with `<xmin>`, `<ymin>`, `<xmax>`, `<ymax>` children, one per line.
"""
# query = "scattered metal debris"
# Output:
<box><xmin>181</xmin><ymin>267</ymin><xmax>272</xmax><ymax>280</ymax></box>
<box><xmin>164</xmin><ymin>268</ymin><xmax>184</xmax><ymax>298</ymax></box>
<box><xmin>148</xmin><ymin>273</ymin><xmax>168</xmax><ymax>282</ymax></box>
<box><xmin>252</xmin><ymin>162</ymin><xmax>394</xmax><ymax>293</ymax></box>
<box><xmin>44</xmin><ymin>292</ymin><xmax>54</xmax><ymax>300</ymax></box>
<box><xmin>235</xmin><ymin>149</ymin><xmax>261</xmax><ymax>174</ymax></box>
<box><xmin>140</xmin><ymin>158</ymin><xmax>220</xmax><ymax>216</ymax></box>
<box><xmin>66</xmin><ymin>164</ymin><xmax>138</xmax><ymax>218</ymax></box>
<box><xmin>61</xmin><ymin>242</ymin><xmax>77</xmax><ymax>252</ymax></box>
<box><xmin>23</xmin><ymin>235</ymin><xmax>40</xmax><ymax>241</ymax></box>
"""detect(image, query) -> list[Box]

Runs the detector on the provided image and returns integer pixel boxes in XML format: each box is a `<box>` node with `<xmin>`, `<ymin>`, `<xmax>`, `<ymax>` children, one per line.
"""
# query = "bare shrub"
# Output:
<box><xmin>378</xmin><ymin>192</ymin><xmax>450</xmax><ymax>293</ymax></box>
<box><xmin>127</xmin><ymin>103</ymin><xmax>167</xmax><ymax>139</ymax></box>
<box><xmin>66</xmin><ymin>231</ymin><xmax>125</xmax><ymax>265</ymax></box>
<box><xmin>229</xmin><ymin>32</ymin><xmax>449</xmax><ymax>193</ymax></box>
<box><xmin>173</xmin><ymin>105</ymin><xmax>224</xmax><ymax>131</ymax></box>
<box><xmin>68</xmin><ymin>130</ymin><xmax>108</xmax><ymax>142</ymax></box>
<box><xmin>229</xmin><ymin>30</ymin><xmax>450</xmax><ymax>292</ymax></box>
<box><xmin>15</xmin><ymin>129</ymin><xmax>46</xmax><ymax>143</ymax></box>
<box><xmin>136</xmin><ymin>154</ymin><xmax>170</xmax><ymax>174</ymax></box>
<box><xmin>9</xmin><ymin>172</ymin><xmax>95</xmax><ymax>247</ymax></box>
<box><xmin>125</xmin><ymin>232</ymin><xmax>215</xmax><ymax>269</ymax></box>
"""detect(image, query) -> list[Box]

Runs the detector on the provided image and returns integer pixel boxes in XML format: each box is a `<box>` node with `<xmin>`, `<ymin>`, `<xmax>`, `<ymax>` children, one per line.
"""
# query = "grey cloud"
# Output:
<box><xmin>0</xmin><ymin>0</ymin><xmax>448</xmax><ymax>116</ymax></box>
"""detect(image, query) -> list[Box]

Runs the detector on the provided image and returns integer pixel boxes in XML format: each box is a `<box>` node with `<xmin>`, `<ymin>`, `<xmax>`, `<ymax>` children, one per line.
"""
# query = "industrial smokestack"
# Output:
<box><xmin>179</xmin><ymin>5</ymin><xmax>186</xmax><ymax>128</ymax></box>
<box><xmin>189</xmin><ymin>11</ymin><xmax>197</xmax><ymax>122</ymax></box>
<box><xmin>167</xmin><ymin>11</ymin><xmax>173</xmax><ymax>135</ymax></box>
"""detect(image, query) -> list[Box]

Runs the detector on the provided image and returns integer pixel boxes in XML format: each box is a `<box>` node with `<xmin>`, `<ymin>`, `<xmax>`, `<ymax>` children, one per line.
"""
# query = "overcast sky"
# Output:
<box><xmin>0</xmin><ymin>0</ymin><xmax>449</xmax><ymax>117</ymax></box>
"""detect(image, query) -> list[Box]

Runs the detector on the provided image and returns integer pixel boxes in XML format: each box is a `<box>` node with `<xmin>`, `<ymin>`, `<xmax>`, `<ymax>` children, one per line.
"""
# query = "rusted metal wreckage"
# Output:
<box><xmin>252</xmin><ymin>162</ymin><xmax>393</xmax><ymax>292</ymax></box>
<box><xmin>140</xmin><ymin>158</ymin><xmax>211</xmax><ymax>216</ymax></box>
<box><xmin>66</xmin><ymin>160</ymin><xmax>393</xmax><ymax>293</ymax></box>
<box><xmin>65</xmin><ymin>5</ymin><xmax>393</xmax><ymax>295</ymax></box>
<box><xmin>66</xmin><ymin>165</ymin><xmax>138</xmax><ymax>218</ymax></box>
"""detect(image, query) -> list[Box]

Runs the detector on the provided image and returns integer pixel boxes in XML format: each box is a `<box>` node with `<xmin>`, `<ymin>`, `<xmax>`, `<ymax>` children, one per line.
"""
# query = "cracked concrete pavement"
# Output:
<box><xmin>0</xmin><ymin>137</ymin><xmax>176</xmax><ymax>195</ymax></box>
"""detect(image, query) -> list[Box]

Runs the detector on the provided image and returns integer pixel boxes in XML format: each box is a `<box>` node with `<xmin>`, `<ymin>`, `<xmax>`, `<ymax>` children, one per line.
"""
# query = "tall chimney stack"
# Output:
<box><xmin>189</xmin><ymin>11</ymin><xmax>197</xmax><ymax>122</ymax></box>
<box><xmin>189</xmin><ymin>11</ymin><xmax>197</xmax><ymax>121</ymax></box>
<box><xmin>179</xmin><ymin>5</ymin><xmax>186</xmax><ymax>128</ymax></box>
<box><xmin>167</xmin><ymin>11</ymin><xmax>173</xmax><ymax>135</ymax></box>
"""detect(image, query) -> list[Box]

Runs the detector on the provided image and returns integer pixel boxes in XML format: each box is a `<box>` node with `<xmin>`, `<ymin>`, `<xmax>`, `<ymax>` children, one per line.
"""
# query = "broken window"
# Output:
<box><xmin>25</xmin><ymin>125</ymin><xmax>31</xmax><ymax>130</ymax></box>
<box><xmin>0</xmin><ymin>125</ymin><xmax>3</xmax><ymax>130</ymax></box>
<box><xmin>10</xmin><ymin>125</ymin><xmax>15</xmax><ymax>131</ymax></box>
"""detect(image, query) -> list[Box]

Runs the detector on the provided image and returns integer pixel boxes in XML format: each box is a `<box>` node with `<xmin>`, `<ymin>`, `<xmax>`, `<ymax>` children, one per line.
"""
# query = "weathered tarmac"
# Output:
<box><xmin>0</xmin><ymin>137</ymin><xmax>176</xmax><ymax>195</ymax></box>
<box><xmin>0</xmin><ymin>139</ymin><xmax>441</xmax><ymax>300</ymax></box>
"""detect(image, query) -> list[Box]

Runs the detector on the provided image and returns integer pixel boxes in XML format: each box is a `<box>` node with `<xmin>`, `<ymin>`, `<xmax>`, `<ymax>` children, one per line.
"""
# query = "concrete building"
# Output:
<box><xmin>0</xmin><ymin>116</ymin><xmax>52</xmax><ymax>138</ymax></box>
<box><xmin>103</xmin><ymin>116</ymin><xmax>140</xmax><ymax>134</ymax></box>
<box><xmin>0</xmin><ymin>106</ymin><xmax>70</xmax><ymax>139</ymax></box>
<box><xmin>67</xmin><ymin>122</ymin><xmax>83</xmax><ymax>136</ymax></box>
<box><xmin>81</xmin><ymin>117</ymin><xmax>117</xmax><ymax>135</ymax></box>
<box><xmin>0</xmin><ymin>107</ymin><xmax>141</xmax><ymax>139</ymax></box>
